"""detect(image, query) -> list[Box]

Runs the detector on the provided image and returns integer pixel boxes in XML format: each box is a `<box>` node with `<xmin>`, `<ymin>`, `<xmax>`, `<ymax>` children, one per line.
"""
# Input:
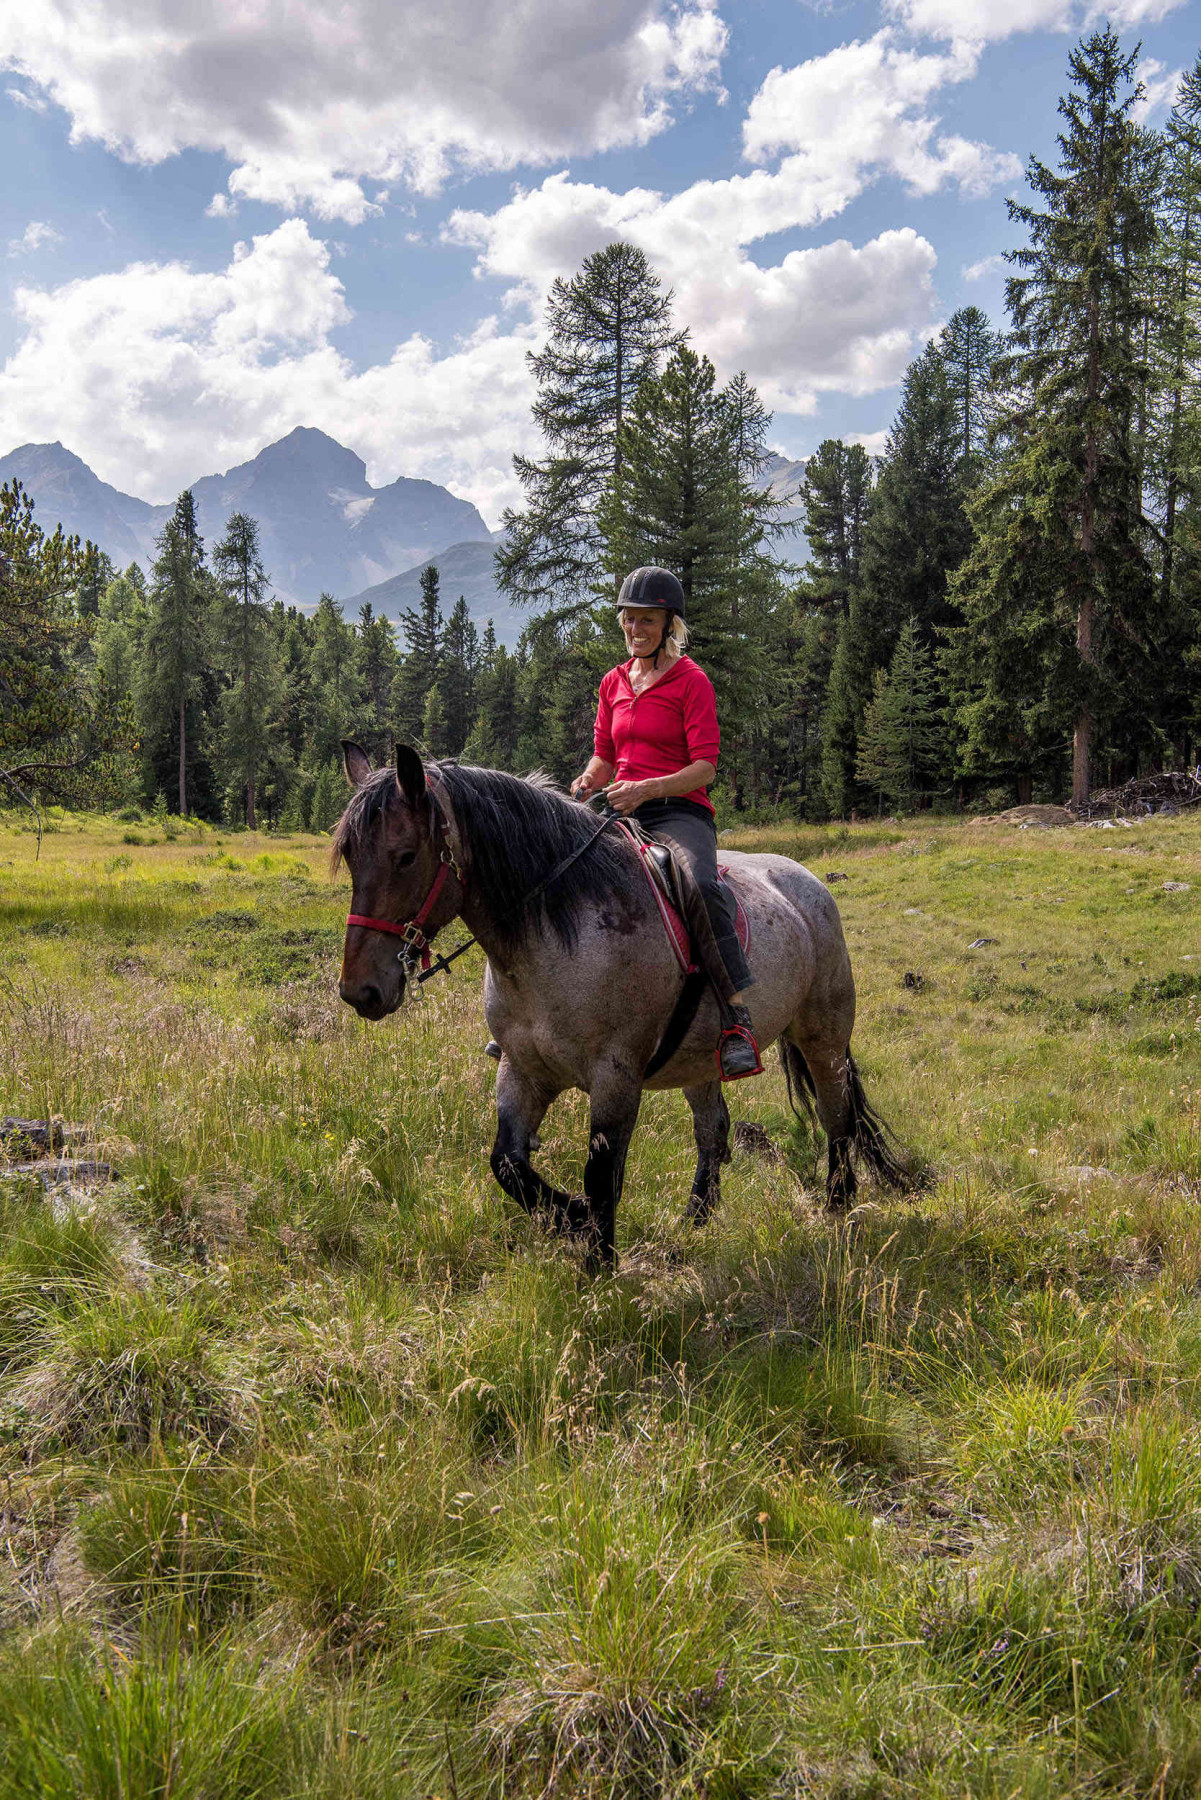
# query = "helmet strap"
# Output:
<box><xmin>651</xmin><ymin>615</ymin><xmax>671</xmax><ymax>668</ymax></box>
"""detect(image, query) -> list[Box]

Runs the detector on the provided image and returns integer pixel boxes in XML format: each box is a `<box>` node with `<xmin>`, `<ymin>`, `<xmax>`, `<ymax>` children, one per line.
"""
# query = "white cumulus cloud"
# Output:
<box><xmin>743</xmin><ymin>33</ymin><xmax>1020</xmax><ymax>205</ymax></box>
<box><xmin>886</xmin><ymin>0</ymin><xmax>1185</xmax><ymax>44</ymax></box>
<box><xmin>0</xmin><ymin>221</ymin><xmax>538</xmax><ymax>519</ymax></box>
<box><xmin>0</xmin><ymin>0</ymin><xmax>728</xmax><ymax>223</ymax></box>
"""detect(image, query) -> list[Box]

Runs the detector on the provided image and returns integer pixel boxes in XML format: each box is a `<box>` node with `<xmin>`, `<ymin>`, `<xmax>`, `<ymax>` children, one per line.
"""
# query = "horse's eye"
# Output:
<box><xmin>397</xmin><ymin>850</ymin><xmax>417</xmax><ymax>870</ymax></box>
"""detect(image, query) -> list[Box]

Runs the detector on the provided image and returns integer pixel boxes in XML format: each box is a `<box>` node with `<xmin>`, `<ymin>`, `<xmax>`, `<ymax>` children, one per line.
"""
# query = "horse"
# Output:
<box><xmin>333</xmin><ymin>743</ymin><xmax>906</xmax><ymax>1268</ymax></box>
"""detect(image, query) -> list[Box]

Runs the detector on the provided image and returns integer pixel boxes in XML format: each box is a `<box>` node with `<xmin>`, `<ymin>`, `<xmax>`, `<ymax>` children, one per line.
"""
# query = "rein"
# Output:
<box><xmin>346</xmin><ymin>783</ymin><xmax>620</xmax><ymax>986</ymax></box>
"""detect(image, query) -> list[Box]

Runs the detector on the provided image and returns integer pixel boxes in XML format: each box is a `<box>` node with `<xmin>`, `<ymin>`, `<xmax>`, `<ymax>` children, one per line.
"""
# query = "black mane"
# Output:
<box><xmin>332</xmin><ymin>761</ymin><xmax>637</xmax><ymax>952</ymax></box>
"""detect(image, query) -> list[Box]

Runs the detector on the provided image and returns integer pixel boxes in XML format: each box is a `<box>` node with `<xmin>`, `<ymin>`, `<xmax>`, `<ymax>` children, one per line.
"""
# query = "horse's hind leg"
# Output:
<box><xmin>783</xmin><ymin>1035</ymin><xmax>856</xmax><ymax>1213</ymax></box>
<box><xmin>490</xmin><ymin>1057</ymin><xmax>586</xmax><ymax>1236</ymax></box>
<box><xmin>683</xmin><ymin>1080</ymin><xmax>730</xmax><ymax>1226</ymax></box>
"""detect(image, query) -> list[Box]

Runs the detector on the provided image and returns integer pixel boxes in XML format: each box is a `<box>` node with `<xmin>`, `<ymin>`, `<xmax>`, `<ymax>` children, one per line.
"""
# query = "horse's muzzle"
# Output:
<box><xmin>338</xmin><ymin>979</ymin><xmax>402</xmax><ymax>1020</ymax></box>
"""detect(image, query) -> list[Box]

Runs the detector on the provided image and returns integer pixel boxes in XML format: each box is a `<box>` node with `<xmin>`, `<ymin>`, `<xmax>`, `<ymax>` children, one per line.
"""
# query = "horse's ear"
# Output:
<box><xmin>341</xmin><ymin>741</ymin><xmax>372</xmax><ymax>788</ymax></box>
<box><xmin>395</xmin><ymin>743</ymin><xmax>426</xmax><ymax>811</ymax></box>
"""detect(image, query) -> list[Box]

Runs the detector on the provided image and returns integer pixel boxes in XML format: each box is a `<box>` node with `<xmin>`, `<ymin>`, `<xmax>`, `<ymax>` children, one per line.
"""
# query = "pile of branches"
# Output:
<box><xmin>1072</xmin><ymin>769</ymin><xmax>1201</xmax><ymax>819</ymax></box>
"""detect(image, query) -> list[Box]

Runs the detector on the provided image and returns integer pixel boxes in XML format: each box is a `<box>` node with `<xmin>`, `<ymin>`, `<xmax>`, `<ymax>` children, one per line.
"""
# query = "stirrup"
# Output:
<box><xmin>717</xmin><ymin>1008</ymin><xmax>763</xmax><ymax>1082</ymax></box>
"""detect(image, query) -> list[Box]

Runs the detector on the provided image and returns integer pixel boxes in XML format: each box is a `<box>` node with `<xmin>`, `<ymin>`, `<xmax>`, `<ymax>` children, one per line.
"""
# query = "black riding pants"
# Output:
<box><xmin>631</xmin><ymin>798</ymin><xmax>754</xmax><ymax>1000</ymax></box>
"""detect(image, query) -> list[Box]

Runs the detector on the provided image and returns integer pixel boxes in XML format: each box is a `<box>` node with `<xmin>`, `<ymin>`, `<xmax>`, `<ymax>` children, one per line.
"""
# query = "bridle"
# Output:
<box><xmin>344</xmin><ymin>767</ymin><xmax>619</xmax><ymax>986</ymax></box>
<box><xmin>345</xmin><ymin>771</ymin><xmax>470</xmax><ymax>980</ymax></box>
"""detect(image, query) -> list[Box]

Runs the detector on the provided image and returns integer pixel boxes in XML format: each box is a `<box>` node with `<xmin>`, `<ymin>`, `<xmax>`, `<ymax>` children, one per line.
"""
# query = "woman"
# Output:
<box><xmin>571</xmin><ymin>566</ymin><xmax>762</xmax><ymax>1081</ymax></box>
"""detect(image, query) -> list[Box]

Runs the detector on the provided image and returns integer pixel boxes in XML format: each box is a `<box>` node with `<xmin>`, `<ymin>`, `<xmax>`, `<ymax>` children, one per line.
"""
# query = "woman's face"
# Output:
<box><xmin>621</xmin><ymin>607</ymin><xmax>667</xmax><ymax>660</ymax></box>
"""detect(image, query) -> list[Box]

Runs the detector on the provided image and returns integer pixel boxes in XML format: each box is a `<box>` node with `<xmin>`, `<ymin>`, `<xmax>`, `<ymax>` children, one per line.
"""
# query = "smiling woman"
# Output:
<box><xmin>570</xmin><ymin>565</ymin><xmax>763</xmax><ymax>1081</ymax></box>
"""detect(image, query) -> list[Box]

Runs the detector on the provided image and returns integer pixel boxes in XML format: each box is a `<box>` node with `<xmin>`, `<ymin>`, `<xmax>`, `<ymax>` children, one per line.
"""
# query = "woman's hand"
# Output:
<box><xmin>605</xmin><ymin>777</ymin><xmax>663</xmax><ymax>815</ymax></box>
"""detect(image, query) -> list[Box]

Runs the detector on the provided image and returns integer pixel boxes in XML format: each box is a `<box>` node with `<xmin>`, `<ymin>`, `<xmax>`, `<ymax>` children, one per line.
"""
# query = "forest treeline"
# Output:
<box><xmin>2</xmin><ymin>28</ymin><xmax>1199</xmax><ymax>827</ymax></box>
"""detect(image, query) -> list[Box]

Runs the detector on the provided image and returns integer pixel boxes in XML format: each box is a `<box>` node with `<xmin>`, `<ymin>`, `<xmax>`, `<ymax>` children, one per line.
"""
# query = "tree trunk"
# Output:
<box><xmin>246</xmin><ymin>775</ymin><xmax>256</xmax><ymax>832</ymax></box>
<box><xmin>178</xmin><ymin>696</ymin><xmax>186</xmax><ymax>817</ymax></box>
<box><xmin>1017</xmin><ymin>773</ymin><xmax>1033</xmax><ymax>806</ymax></box>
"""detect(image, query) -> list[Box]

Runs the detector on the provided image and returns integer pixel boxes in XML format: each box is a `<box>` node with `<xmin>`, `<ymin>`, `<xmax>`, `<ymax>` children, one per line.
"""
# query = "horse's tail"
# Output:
<box><xmin>780</xmin><ymin>1038</ymin><xmax>818</xmax><ymax>1127</ymax></box>
<box><xmin>781</xmin><ymin>1039</ymin><xmax>909</xmax><ymax>1190</ymax></box>
<box><xmin>845</xmin><ymin>1051</ymin><xmax>909</xmax><ymax>1189</ymax></box>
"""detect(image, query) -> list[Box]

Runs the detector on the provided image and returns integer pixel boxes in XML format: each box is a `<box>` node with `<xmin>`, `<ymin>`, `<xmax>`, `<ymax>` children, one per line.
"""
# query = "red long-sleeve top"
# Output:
<box><xmin>593</xmin><ymin>655</ymin><xmax>720</xmax><ymax>814</ymax></box>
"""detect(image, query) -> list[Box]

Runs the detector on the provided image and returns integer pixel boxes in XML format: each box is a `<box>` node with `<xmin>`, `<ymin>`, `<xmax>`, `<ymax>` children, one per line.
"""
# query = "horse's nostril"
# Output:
<box><xmin>339</xmin><ymin>980</ymin><xmax>383</xmax><ymax>1013</ymax></box>
<box><xmin>361</xmin><ymin>985</ymin><xmax>382</xmax><ymax>1011</ymax></box>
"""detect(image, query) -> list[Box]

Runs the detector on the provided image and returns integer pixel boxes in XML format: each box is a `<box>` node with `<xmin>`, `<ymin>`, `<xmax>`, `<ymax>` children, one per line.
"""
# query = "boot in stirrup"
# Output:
<box><xmin>717</xmin><ymin>1004</ymin><xmax>763</xmax><ymax>1081</ymax></box>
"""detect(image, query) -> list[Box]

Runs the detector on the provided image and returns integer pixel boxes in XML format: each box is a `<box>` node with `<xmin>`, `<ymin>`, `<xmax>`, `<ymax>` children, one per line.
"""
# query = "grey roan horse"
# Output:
<box><xmin>335</xmin><ymin>745</ymin><xmax>905</xmax><ymax>1268</ymax></box>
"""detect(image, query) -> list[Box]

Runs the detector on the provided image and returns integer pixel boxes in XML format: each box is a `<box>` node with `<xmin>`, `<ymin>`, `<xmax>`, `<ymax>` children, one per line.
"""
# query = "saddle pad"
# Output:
<box><xmin>620</xmin><ymin>826</ymin><xmax>750</xmax><ymax>976</ymax></box>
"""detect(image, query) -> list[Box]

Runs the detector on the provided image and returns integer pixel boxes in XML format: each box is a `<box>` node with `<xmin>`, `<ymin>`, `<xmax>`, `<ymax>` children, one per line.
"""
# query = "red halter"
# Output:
<box><xmin>345</xmin><ymin>779</ymin><xmax>464</xmax><ymax>972</ymax></box>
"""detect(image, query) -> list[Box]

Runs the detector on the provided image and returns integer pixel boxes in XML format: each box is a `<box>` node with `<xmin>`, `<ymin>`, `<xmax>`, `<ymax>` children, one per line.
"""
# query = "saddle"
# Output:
<box><xmin>616</xmin><ymin>821</ymin><xmax>750</xmax><ymax>975</ymax></box>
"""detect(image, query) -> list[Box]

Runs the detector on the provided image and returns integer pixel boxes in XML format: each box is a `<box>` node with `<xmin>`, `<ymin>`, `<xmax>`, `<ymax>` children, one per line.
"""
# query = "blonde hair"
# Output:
<box><xmin>619</xmin><ymin>607</ymin><xmax>690</xmax><ymax>652</ymax></box>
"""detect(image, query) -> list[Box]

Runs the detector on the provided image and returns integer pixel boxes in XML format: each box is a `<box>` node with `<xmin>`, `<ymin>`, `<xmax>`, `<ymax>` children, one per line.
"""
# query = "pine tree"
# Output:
<box><xmin>955</xmin><ymin>29</ymin><xmax>1158</xmax><ymax>807</ymax></box>
<box><xmin>497</xmin><ymin>242</ymin><xmax>684</xmax><ymax>614</ymax></box>
<box><xmin>797</xmin><ymin>441</ymin><xmax>873</xmax><ymax>613</ymax></box>
<box><xmin>0</xmin><ymin>482</ymin><xmax>132</xmax><ymax>806</ymax></box>
<box><xmin>856</xmin><ymin>617</ymin><xmax>945</xmax><ymax>808</ymax></box>
<box><xmin>138</xmin><ymin>490</ymin><xmax>213</xmax><ymax>816</ymax></box>
<box><xmin>213</xmin><ymin>512</ymin><xmax>279</xmax><ymax>829</ymax></box>
<box><xmin>396</xmin><ymin>564</ymin><xmax>443</xmax><ymax>740</ymax></box>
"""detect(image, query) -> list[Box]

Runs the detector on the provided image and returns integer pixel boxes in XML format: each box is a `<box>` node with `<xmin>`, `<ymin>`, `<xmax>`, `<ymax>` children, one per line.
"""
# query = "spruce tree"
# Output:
<box><xmin>396</xmin><ymin>564</ymin><xmax>443</xmax><ymax>740</ymax></box>
<box><xmin>797</xmin><ymin>440</ymin><xmax>873</xmax><ymax>611</ymax></box>
<box><xmin>438</xmin><ymin>596</ymin><xmax>479</xmax><ymax>756</ymax></box>
<box><xmin>938</xmin><ymin>306</ymin><xmax>1004</xmax><ymax>470</ymax></box>
<box><xmin>953</xmin><ymin>29</ymin><xmax>1158</xmax><ymax>807</ymax></box>
<box><xmin>356</xmin><ymin>602</ymin><xmax>400</xmax><ymax>760</ymax></box>
<box><xmin>599</xmin><ymin>348</ymin><xmax>781</xmax><ymax>723</ymax></box>
<box><xmin>1148</xmin><ymin>54</ymin><xmax>1201</xmax><ymax>758</ymax></box>
<box><xmin>497</xmin><ymin>242</ymin><xmax>683</xmax><ymax>614</ymax></box>
<box><xmin>138</xmin><ymin>490</ymin><xmax>213</xmax><ymax>816</ymax></box>
<box><xmin>819</xmin><ymin>343</ymin><xmax>968</xmax><ymax>813</ymax></box>
<box><xmin>855</xmin><ymin>617</ymin><xmax>945</xmax><ymax>809</ymax></box>
<box><xmin>464</xmin><ymin>644</ymin><xmax>521</xmax><ymax>768</ymax></box>
<box><xmin>307</xmin><ymin>594</ymin><xmax>364</xmax><ymax>765</ymax></box>
<box><xmin>213</xmin><ymin>512</ymin><xmax>279</xmax><ymax>829</ymax></box>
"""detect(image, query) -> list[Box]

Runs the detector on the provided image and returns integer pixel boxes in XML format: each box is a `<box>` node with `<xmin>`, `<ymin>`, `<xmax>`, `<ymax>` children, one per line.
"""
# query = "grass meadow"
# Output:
<box><xmin>1</xmin><ymin>802</ymin><xmax>1200</xmax><ymax>1798</ymax></box>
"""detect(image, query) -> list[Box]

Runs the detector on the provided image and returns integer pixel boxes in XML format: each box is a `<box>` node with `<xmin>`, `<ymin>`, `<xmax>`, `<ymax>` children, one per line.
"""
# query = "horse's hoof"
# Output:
<box><xmin>484</xmin><ymin>1040</ymin><xmax>502</xmax><ymax>1060</ymax></box>
<box><xmin>685</xmin><ymin>1193</ymin><xmax>714</xmax><ymax>1228</ymax></box>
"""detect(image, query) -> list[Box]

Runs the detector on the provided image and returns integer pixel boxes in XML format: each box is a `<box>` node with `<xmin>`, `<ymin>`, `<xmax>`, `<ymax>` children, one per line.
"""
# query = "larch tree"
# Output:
<box><xmin>497</xmin><ymin>242</ymin><xmax>684</xmax><ymax>616</ymax></box>
<box><xmin>139</xmin><ymin>490</ymin><xmax>213</xmax><ymax>816</ymax></box>
<box><xmin>213</xmin><ymin>511</ymin><xmax>279</xmax><ymax>829</ymax></box>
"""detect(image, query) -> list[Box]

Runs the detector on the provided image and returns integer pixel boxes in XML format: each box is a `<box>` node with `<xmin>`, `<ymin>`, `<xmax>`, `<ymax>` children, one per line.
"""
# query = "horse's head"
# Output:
<box><xmin>333</xmin><ymin>741</ymin><xmax>450</xmax><ymax>1020</ymax></box>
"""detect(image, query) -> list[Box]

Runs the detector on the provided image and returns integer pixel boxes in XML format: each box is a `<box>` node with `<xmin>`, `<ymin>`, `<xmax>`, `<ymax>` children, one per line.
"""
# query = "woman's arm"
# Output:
<box><xmin>605</xmin><ymin>760</ymin><xmax>716</xmax><ymax>815</ymax></box>
<box><xmin>571</xmin><ymin>755</ymin><xmax>614</xmax><ymax>798</ymax></box>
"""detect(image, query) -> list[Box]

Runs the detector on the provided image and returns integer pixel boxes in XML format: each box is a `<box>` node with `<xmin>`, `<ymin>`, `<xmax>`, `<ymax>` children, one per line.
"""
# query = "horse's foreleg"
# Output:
<box><xmin>583</xmin><ymin>1070</ymin><xmax>643</xmax><ymax>1271</ymax></box>
<box><xmin>683</xmin><ymin>1080</ymin><xmax>730</xmax><ymax>1226</ymax></box>
<box><xmin>490</xmin><ymin>1058</ymin><xmax>585</xmax><ymax>1235</ymax></box>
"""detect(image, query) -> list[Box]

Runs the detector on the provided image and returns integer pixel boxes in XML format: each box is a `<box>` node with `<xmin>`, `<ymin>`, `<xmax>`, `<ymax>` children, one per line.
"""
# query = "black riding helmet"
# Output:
<box><xmin>617</xmin><ymin>566</ymin><xmax>685</xmax><ymax>666</ymax></box>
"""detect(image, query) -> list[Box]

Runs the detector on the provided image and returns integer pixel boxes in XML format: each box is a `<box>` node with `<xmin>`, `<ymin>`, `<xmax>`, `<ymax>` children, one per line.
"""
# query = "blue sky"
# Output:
<box><xmin>1</xmin><ymin>0</ymin><xmax>1195</xmax><ymax>523</ymax></box>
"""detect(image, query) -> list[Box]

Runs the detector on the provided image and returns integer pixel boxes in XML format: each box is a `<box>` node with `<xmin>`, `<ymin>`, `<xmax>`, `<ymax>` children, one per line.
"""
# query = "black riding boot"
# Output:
<box><xmin>718</xmin><ymin>1003</ymin><xmax>764</xmax><ymax>1081</ymax></box>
